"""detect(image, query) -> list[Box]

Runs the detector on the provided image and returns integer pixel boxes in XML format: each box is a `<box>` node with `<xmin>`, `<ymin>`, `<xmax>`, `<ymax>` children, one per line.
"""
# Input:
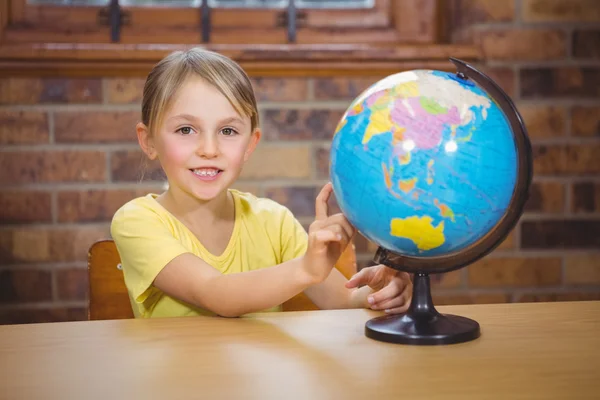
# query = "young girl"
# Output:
<box><xmin>111</xmin><ymin>47</ymin><xmax>412</xmax><ymax>319</ymax></box>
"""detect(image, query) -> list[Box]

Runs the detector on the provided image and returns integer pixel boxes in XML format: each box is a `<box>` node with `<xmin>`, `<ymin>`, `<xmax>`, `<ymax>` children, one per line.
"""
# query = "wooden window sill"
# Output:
<box><xmin>0</xmin><ymin>42</ymin><xmax>481</xmax><ymax>77</ymax></box>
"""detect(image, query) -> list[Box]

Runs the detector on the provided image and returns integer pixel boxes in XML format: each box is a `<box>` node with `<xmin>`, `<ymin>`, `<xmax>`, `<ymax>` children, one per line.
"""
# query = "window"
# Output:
<box><xmin>4</xmin><ymin>0</ymin><xmax>438</xmax><ymax>45</ymax></box>
<box><xmin>0</xmin><ymin>0</ymin><xmax>480</xmax><ymax>77</ymax></box>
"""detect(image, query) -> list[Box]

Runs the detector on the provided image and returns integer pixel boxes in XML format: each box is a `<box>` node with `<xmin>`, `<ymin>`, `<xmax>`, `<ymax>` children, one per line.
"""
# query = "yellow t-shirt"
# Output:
<box><xmin>110</xmin><ymin>190</ymin><xmax>308</xmax><ymax>318</ymax></box>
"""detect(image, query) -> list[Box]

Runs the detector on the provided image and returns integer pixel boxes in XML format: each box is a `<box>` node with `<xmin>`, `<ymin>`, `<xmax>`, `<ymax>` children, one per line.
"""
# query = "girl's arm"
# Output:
<box><xmin>154</xmin><ymin>183</ymin><xmax>353</xmax><ymax>317</ymax></box>
<box><xmin>154</xmin><ymin>253</ymin><xmax>316</xmax><ymax>317</ymax></box>
<box><xmin>303</xmin><ymin>267</ymin><xmax>373</xmax><ymax>310</ymax></box>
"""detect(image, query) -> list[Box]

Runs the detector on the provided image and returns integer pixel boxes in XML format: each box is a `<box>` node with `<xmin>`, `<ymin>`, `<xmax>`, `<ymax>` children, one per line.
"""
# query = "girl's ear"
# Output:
<box><xmin>244</xmin><ymin>128</ymin><xmax>262</xmax><ymax>162</ymax></box>
<box><xmin>136</xmin><ymin>122</ymin><xmax>157</xmax><ymax>160</ymax></box>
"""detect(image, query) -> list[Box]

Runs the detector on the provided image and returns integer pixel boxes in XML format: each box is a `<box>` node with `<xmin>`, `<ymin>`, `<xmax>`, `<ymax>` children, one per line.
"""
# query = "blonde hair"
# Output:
<box><xmin>141</xmin><ymin>47</ymin><xmax>259</xmax><ymax>135</ymax></box>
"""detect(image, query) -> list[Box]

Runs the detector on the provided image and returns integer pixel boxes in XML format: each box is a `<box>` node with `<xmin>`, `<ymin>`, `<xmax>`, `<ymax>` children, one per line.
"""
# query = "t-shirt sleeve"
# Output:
<box><xmin>279</xmin><ymin>207</ymin><xmax>309</xmax><ymax>263</ymax></box>
<box><xmin>110</xmin><ymin>204</ymin><xmax>190</xmax><ymax>303</ymax></box>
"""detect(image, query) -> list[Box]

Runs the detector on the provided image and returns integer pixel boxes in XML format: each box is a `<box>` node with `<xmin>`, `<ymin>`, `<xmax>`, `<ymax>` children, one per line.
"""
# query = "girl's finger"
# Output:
<box><xmin>383</xmin><ymin>302</ymin><xmax>411</xmax><ymax>314</ymax></box>
<box><xmin>368</xmin><ymin>278</ymin><xmax>405</xmax><ymax>304</ymax></box>
<box><xmin>315</xmin><ymin>183</ymin><xmax>333</xmax><ymax>221</ymax></box>
<box><xmin>371</xmin><ymin>292</ymin><xmax>410</xmax><ymax>311</ymax></box>
<box><xmin>325</xmin><ymin>213</ymin><xmax>356</xmax><ymax>239</ymax></box>
<box><xmin>345</xmin><ymin>267</ymin><xmax>372</xmax><ymax>289</ymax></box>
<box><xmin>311</xmin><ymin>229</ymin><xmax>340</xmax><ymax>246</ymax></box>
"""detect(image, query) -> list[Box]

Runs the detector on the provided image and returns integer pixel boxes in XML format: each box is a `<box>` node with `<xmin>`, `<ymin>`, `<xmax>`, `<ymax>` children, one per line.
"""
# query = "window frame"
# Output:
<box><xmin>3</xmin><ymin>0</ymin><xmax>439</xmax><ymax>45</ymax></box>
<box><xmin>0</xmin><ymin>0</ymin><xmax>482</xmax><ymax>77</ymax></box>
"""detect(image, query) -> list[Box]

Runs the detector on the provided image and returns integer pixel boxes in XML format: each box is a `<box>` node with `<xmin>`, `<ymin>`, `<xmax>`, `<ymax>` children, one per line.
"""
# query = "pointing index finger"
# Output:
<box><xmin>315</xmin><ymin>182</ymin><xmax>333</xmax><ymax>220</ymax></box>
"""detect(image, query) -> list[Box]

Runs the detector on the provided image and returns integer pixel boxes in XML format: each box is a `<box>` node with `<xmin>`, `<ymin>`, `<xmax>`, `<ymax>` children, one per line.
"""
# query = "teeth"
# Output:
<box><xmin>193</xmin><ymin>169</ymin><xmax>219</xmax><ymax>177</ymax></box>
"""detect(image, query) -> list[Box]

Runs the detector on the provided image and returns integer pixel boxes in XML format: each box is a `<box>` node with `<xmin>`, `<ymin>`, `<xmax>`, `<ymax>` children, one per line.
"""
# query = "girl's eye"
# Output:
<box><xmin>177</xmin><ymin>126</ymin><xmax>194</xmax><ymax>135</ymax></box>
<box><xmin>221</xmin><ymin>127</ymin><xmax>238</xmax><ymax>136</ymax></box>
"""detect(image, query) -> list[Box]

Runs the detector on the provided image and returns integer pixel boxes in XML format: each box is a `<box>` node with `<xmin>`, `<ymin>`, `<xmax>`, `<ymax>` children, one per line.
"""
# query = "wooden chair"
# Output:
<box><xmin>88</xmin><ymin>239</ymin><xmax>357</xmax><ymax>320</ymax></box>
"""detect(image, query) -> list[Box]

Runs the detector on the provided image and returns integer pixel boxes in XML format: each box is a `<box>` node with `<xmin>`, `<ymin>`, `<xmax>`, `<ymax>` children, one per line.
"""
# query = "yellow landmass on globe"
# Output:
<box><xmin>390</xmin><ymin>216</ymin><xmax>445</xmax><ymax>251</ymax></box>
<box><xmin>393</xmin><ymin>81</ymin><xmax>419</xmax><ymax>98</ymax></box>
<box><xmin>363</xmin><ymin>107</ymin><xmax>393</xmax><ymax>144</ymax></box>
<box><xmin>426</xmin><ymin>159</ymin><xmax>435</xmax><ymax>185</ymax></box>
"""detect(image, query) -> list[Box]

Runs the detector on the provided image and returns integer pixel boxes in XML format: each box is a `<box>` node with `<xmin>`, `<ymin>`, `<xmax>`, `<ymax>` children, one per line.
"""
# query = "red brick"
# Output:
<box><xmin>0</xmin><ymin>151</ymin><xmax>106</xmax><ymax>184</ymax></box>
<box><xmin>262</xmin><ymin>109</ymin><xmax>344</xmax><ymax>140</ymax></box>
<box><xmin>521</xmin><ymin>220</ymin><xmax>600</xmax><ymax>249</ymax></box>
<box><xmin>573</xmin><ymin>30</ymin><xmax>600</xmax><ymax>59</ymax></box>
<box><xmin>448</xmin><ymin>0</ymin><xmax>515</xmax><ymax>43</ymax></box>
<box><xmin>449</xmin><ymin>0</ymin><xmax>514</xmax><ymax>28</ymax></box>
<box><xmin>0</xmin><ymin>111</ymin><xmax>49</xmax><ymax>145</ymax></box>
<box><xmin>565</xmin><ymin>253</ymin><xmax>600</xmax><ymax>284</ymax></box>
<box><xmin>468</xmin><ymin>256</ymin><xmax>562</xmax><ymax>287</ymax></box>
<box><xmin>533</xmin><ymin>144</ymin><xmax>600</xmax><ymax>176</ymax></box>
<box><xmin>496</xmin><ymin>230</ymin><xmax>516</xmax><ymax>251</ymax></box>
<box><xmin>519</xmin><ymin>105</ymin><xmax>566</xmax><ymax>139</ymax></box>
<box><xmin>110</xmin><ymin>150</ymin><xmax>165</xmax><ymax>182</ymax></box>
<box><xmin>313</xmin><ymin>77</ymin><xmax>384</xmax><ymax>100</ymax></box>
<box><xmin>433</xmin><ymin>293</ymin><xmax>509</xmax><ymax>305</ymax></box>
<box><xmin>0</xmin><ymin>191</ymin><xmax>52</xmax><ymax>224</ymax></box>
<box><xmin>482</xmin><ymin>67</ymin><xmax>515</xmax><ymax>98</ymax></box>
<box><xmin>105</xmin><ymin>78</ymin><xmax>145</xmax><ymax>104</ymax></box>
<box><xmin>0</xmin><ymin>307</ymin><xmax>87</xmax><ymax>325</ymax></box>
<box><xmin>572</xmin><ymin>182</ymin><xmax>600</xmax><ymax>213</ymax></box>
<box><xmin>251</xmin><ymin>78</ymin><xmax>308</xmax><ymax>102</ymax></box>
<box><xmin>315</xmin><ymin>145</ymin><xmax>330</xmax><ymax>179</ymax></box>
<box><xmin>0</xmin><ymin>78</ymin><xmax>101</xmax><ymax>105</ymax></box>
<box><xmin>430</xmin><ymin>270</ymin><xmax>463</xmax><ymax>288</ymax></box>
<box><xmin>0</xmin><ymin>226</ymin><xmax>110</xmax><ymax>264</ymax></box>
<box><xmin>58</xmin><ymin>189</ymin><xmax>149</xmax><ymax>222</ymax></box>
<box><xmin>522</xmin><ymin>0</ymin><xmax>600</xmax><ymax>23</ymax></box>
<box><xmin>521</xmin><ymin>67</ymin><xmax>600</xmax><ymax>98</ymax></box>
<box><xmin>0</xmin><ymin>270</ymin><xmax>52</xmax><ymax>303</ymax></box>
<box><xmin>264</xmin><ymin>187</ymin><xmax>317</xmax><ymax>218</ymax></box>
<box><xmin>571</xmin><ymin>106</ymin><xmax>600</xmax><ymax>137</ymax></box>
<box><xmin>55</xmin><ymin>269</ymin><xmax>89</xmax><ymax>301</ymax></box>
<box><xmin>524</xmin><ymin>182</ymin><xmax>565</xmax><ymax>213</ymax></box>
<box><xmin>479</xmin><ymin>29</ymin><xmax>567</xmax><ymax>61</ymax></box>
<box><xmin>55</xmin><ymin>111</ymin><xmax>140</xmax><ymax>143</ymax></box>
<box><xmin>241</xmin><ymin>145</ymin><xmax>312</xmax><ymax>179</ymax></box>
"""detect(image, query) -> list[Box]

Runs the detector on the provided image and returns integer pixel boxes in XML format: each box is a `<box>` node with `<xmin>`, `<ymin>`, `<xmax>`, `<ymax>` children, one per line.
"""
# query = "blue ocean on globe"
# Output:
<box><xmin>330</xmin><ymin>69</ymin><xmax>518</xmax><ymax>257</ymax></box>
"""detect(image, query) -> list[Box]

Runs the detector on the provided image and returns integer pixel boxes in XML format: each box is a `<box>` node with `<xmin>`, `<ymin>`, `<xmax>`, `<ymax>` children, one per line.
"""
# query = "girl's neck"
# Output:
<box><xmin>157</xmin><ymin>187</ymin><xmax>234</xmax><ymax>229</ymax></box>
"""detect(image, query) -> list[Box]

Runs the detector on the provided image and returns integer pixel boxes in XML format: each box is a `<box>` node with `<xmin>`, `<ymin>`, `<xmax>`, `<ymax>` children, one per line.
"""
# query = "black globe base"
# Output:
<box><xmin>365</xmin><ymin>273</ymin><xmax>480</xmax><ymax>345</ymax></box>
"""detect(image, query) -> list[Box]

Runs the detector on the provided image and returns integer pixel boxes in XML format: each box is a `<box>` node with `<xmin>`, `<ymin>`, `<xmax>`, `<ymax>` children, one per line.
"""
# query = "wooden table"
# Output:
<box><xmin>1</xmin><ymin>301</ymin><xmax>599</xmax><ymax>399</ymax></box>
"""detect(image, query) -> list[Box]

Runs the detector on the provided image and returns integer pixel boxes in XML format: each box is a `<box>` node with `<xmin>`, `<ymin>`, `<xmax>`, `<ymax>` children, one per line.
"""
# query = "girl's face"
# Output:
<box><xmin>138</xmin><ymin>76</ymin><xmax>260</xmax><ymax>203</ymax></box>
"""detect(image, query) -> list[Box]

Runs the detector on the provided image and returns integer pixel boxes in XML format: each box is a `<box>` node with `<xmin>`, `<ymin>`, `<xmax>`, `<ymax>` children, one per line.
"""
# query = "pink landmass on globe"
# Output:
<box><xmin>390</xmin><ymin>97</ymin><xmax>461</xmax><ymax>149</ymax></box>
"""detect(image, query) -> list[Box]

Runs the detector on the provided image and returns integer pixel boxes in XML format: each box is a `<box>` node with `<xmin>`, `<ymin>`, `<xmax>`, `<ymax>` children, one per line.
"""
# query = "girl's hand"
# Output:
<box><xmin>301</xmin><ymin>183</ymin><xmax>356</xmax><ymax>285</ymax></box>
<box><xmin>346</xmin><ymin>265</ymin><xmax>413</xmax><ymax>314</ymax></box>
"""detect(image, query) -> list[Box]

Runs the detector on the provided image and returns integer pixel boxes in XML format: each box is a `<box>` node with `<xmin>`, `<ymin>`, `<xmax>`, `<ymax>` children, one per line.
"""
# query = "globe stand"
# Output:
<box><xmin>365</xmin><ymin>273</ymin><xmax>480</xmax><ymax>345</ymax></box>
<box><xmin>365</xmin><ymin>248</ymin><xmax>480</xmax><ymax>345</ymax></box>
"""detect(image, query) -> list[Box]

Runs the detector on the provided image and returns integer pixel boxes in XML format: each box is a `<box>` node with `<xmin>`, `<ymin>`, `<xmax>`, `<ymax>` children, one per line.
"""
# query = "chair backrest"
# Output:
<box><xmin>88</xmin><ymin>239</ymin><xmax>357</xmax><ymax>320</ymax></box>
<box><xmin>87</xmin><ymin>240</ymin><xmax>135</xmax><ymax>320</ymax></box>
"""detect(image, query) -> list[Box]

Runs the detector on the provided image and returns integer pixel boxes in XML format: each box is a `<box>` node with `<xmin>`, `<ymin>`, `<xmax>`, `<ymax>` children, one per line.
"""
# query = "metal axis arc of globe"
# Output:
<box><xmin>374</xmin><ymin>57</ymin><xmax>533</xmax><ymax>275</ymax></box>
<box><xmin>363</xmin><ymin>57</ymin><xmax>533</xmax><ymax>345</ymax></box>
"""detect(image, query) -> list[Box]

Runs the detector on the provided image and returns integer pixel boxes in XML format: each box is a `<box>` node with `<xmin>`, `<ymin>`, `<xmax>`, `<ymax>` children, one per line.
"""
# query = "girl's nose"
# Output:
<box><xmin>197</xmin><ymin>135</ymin><xmax>219</xmax><ymax>158</ymax></box>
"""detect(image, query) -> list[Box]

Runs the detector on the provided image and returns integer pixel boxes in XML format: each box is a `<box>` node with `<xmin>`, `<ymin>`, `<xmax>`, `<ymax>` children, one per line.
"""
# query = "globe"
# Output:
<box><xmin>330</xmin><ymin>58</ymin><xmax>532</xmax><ymax>345</ymax></box>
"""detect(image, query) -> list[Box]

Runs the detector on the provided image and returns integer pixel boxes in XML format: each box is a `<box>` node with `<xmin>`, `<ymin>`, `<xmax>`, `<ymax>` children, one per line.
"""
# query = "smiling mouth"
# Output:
<box><xmin>190</xmin><ymin>168</ymin><xmax>223</xmax><ymax>179</ymax></box>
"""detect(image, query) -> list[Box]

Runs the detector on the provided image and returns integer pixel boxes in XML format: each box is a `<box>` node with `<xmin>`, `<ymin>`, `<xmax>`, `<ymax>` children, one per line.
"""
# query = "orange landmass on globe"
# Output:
<box><xmin>390</xmin><ymin>216</ymin><xmax>445</xmax><ymax>251</ymax></box>
<box><xmin>399</xmin><ymin>177</ymin><xmax>417</xmax><ymax>193</ymax></box>
<box><xmin>434</xmin><ymin>199</ymin><xmax>456</xmax><ymax>222</ymax></box>
<box><xmin>382</xmin><ymin>162</ymin><xmax>392</xmax><ymax>189</ymax></box>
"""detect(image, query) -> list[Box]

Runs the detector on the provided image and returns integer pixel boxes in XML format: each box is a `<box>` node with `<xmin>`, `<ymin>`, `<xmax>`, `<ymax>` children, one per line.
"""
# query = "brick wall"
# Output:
<box><xmin>1</xmin><ymin>0</ymin><xmax>599</xmax><ymax>324</ymax></box>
